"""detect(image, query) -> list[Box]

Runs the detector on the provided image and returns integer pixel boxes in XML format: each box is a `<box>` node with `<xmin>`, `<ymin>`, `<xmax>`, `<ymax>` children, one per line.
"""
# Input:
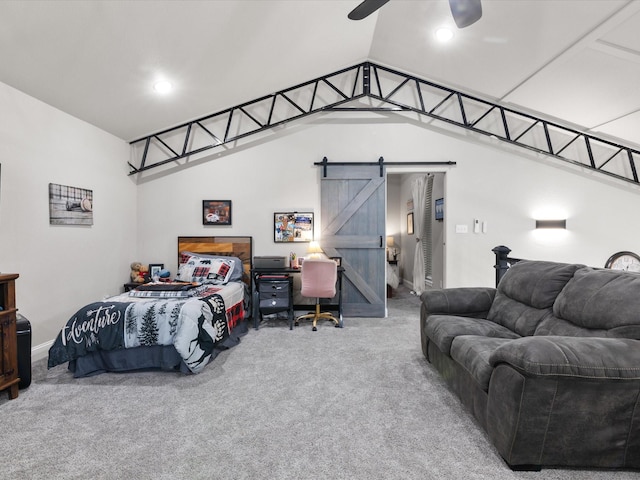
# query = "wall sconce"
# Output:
<box><xmin>535</xmin><ymin>219</ymin><xmax>566</xmax><ymax>229</ymax></box>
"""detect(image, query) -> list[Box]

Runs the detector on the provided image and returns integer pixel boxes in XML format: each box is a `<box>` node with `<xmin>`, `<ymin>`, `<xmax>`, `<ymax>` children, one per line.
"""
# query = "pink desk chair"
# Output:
<box><xmin>295</xmin><ymin>258</ymin><xmax>339</xmax><ymax>331</ymax></box>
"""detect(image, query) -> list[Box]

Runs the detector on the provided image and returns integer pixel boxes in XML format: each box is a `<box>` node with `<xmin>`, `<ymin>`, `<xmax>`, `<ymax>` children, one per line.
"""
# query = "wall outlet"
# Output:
<box><xmin>455</xmin><ymin>224</ymin><xmax>468</xmax><ymax>234</ymax></box>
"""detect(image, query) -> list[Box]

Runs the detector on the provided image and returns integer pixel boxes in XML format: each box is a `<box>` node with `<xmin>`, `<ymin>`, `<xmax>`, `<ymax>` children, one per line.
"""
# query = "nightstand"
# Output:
<box><xmin>124</xmin><ymin>282</ymin><xmax>141</xmax><ymax>292</ymax></box>
<box><xmin>387</xmin><ymin>260</ymin><xmax>399</xmax><ymax>298</ymax></box>
<box><xmin>255</xmin><ymin>275</ymin><xmax>294</xmax><ymax>329</ymax></box>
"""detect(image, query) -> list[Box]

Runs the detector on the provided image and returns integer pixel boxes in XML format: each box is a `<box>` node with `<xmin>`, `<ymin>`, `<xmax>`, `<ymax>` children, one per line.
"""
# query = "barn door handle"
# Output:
<box><xmin>380</xmin><ymin>236</ymin><xmax>383</xmax><ymax>248</ymax></box>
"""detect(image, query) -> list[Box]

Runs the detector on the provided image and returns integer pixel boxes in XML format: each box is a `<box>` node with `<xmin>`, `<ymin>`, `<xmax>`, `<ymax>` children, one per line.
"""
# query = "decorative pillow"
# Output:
<box><xmin>177</xmin><ymin>252</ymin><xmax>242</xmax><ymax>284</ymax></box>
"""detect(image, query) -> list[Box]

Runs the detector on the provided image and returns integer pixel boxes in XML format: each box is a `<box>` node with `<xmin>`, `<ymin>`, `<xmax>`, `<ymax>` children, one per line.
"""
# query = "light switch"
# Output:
<box><xmin>455</xmin><ymin>224</ymin><xmax>468</xmax><ymax>234</ymax></box>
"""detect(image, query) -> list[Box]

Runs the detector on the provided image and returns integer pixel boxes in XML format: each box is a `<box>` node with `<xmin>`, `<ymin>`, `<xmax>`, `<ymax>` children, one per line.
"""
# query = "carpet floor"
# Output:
<box><xmin>0</xmin><ymin>286</ymin><xmax>637</xmax><ymax>480</ymax></box>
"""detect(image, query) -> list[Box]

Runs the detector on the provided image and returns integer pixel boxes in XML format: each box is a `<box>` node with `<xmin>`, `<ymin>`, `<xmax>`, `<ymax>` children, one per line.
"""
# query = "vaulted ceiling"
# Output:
<box><xmin>1</xmin><ymin>0</ymin><xmax>639</xmax><ymax>150</ymax></box>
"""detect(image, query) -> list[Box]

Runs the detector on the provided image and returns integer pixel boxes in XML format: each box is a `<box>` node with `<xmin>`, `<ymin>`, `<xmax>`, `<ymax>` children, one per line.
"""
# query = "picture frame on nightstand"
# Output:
<box><xmin>149</xmin><ymin>264</ymin><xmax>164</xmax><ymax>279</ymax></box>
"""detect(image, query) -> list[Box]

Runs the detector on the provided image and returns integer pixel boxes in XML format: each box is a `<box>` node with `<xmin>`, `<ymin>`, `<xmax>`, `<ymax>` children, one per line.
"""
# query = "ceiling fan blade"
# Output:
<box><xmin>348</xmin><ymin>0</ymin><xmax>390</xmax><ymax>20</ymax></box>
<box><xmin>449</xmin><ymin>0</ymin><xmax>482</xmax><ymax>28</ymax></box>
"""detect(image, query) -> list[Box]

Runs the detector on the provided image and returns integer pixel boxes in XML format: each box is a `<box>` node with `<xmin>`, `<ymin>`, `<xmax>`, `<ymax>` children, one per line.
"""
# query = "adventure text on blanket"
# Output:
<box><xmin>48</xmin><ymin>293</ymin><xmax>228</xmax><ymax>373</ymax></box>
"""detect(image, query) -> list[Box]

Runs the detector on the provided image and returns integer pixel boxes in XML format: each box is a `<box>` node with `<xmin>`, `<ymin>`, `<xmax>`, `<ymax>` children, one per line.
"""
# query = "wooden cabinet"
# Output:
<box><xmin>0</xmin><ymin>273</ymin><xmax>20</xmax><ymax>400</ymax></box>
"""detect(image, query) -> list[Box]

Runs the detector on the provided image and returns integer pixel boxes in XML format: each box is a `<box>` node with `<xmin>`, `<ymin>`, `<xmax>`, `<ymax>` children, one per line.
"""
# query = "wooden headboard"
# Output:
<box><xmin>178</xmin><ymin>236</ymin><xmax>253</xmax><ymax>286</ymax></box>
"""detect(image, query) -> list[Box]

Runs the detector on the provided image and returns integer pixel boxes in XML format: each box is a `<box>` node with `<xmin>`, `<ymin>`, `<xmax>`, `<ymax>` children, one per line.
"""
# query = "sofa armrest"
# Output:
<box><xmin>490</xmin><ymin>336</ymin><xmax>640</xmax><ymax>379</ymax></box>
<box><xmin>420</xmin><ymin>287</ymin><xmax>496</xmax><ymax>318</ymax></box>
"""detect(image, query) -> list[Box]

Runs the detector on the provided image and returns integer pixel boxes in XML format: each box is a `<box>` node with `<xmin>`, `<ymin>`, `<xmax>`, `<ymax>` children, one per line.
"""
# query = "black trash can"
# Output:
<box><xmin>16</xmin><ymin>313</ymin><xmax>31</xmax><ymax>389</ymax></box>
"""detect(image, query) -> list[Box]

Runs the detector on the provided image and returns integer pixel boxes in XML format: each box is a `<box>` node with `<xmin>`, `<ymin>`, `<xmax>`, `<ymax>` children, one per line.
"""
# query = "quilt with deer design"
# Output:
<box><xmin>47</xmin><ymin>292</ymin><xmax>228</xmax><ymax>374</ymax></box>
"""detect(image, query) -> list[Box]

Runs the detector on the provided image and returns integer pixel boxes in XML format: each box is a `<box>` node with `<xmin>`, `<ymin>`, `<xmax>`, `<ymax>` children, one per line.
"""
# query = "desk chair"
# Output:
<box><xmin>295</xmin><ymin>258</ymin><xmax>339</xmax><ymax>331</ymax></box>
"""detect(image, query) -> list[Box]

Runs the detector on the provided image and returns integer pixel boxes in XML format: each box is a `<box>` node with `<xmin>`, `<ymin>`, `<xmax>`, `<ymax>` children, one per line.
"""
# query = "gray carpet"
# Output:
<box><xmin>0</xmin><ymin>287</ymin><xmax>637</xmax><ymax>480</ymax></box>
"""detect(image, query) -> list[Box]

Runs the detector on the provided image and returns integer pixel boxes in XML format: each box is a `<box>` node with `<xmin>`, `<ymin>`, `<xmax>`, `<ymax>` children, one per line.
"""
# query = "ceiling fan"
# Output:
<box><xmin>348</xmin><ymin>0</ymin><xmax>482</xmax><ymax>28</ymax></box>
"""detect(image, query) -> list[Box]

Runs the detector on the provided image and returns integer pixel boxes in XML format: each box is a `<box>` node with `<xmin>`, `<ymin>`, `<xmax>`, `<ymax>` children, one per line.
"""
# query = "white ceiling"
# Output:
<box><xmin>1</xmin><ymin>0</ymin><xmax>640</xmax><ymax>149</ymax></box>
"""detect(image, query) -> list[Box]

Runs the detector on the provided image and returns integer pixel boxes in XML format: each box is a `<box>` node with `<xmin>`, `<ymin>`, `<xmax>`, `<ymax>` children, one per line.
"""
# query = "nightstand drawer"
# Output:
<box><xmin>259</xmin><ymin>280</ymin><xmax>290</xmax><ymax>310</ymax></box>
<box><xmin>258</xmin><ymin>281</ymin><xmax>290</xmax><ymax>294</ymax></box>
<box><xmin>259</xmin><ymin>295</ymin><xmax>290</xmax><ymax>310</ymax></box>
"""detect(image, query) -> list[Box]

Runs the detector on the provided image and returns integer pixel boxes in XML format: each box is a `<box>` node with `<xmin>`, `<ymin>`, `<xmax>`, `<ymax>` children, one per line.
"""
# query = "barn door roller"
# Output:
<box><xmin>315</xmin><ymin>156</ymin><xmax>456</xmax><ymax>177</ymax></box>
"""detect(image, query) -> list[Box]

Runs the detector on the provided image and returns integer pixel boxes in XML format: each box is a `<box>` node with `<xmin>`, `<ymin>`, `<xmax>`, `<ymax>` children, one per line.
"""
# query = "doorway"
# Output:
<box><xmin>387</xmin><ymin>172</ymin><xmax>446</xmax><ymax>292</ymax></box>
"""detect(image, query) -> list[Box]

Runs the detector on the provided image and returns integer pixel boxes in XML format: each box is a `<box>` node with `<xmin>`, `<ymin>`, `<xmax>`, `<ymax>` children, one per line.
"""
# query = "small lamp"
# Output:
<box><xmin>307</xmin><ymin>241</ymin><xmax>323</xmax><ymax>259</ymax></box>
<box><xmin>386</xmin><ymin>236</ymin><xmax>399</xmax><ymax>261</ymax></box>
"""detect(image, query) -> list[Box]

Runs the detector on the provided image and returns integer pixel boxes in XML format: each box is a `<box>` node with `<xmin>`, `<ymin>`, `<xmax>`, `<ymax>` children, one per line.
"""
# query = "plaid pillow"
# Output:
<box><xmin>177</xmin><ymin>253</ymin><xmax>235</xmax><ymax>284</ymax></box>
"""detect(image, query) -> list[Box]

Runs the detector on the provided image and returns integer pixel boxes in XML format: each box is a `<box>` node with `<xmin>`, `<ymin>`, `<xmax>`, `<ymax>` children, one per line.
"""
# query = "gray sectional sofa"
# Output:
<box><xmin>420</xmin><ymin>260</ymin><xmax>640</xmax><ymax>471</ymax></box>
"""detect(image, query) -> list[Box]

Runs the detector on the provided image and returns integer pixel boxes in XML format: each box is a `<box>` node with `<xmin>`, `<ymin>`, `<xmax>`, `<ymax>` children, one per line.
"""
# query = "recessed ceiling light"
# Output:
<box><xmin>153</xmin><ymin>81</ymin><xmax>172</xmax><ymax>94</ymax></box>
<box><xmin>435</xmin><ymin>27</ymin><xmax>454</xmax><ymax>42</ymax></box>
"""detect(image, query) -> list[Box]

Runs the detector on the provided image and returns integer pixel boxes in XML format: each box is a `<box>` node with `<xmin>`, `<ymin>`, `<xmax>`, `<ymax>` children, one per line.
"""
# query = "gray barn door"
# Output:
<box><xmin>320</xmin><ymin>164</ymin><xmax>386</xmax><ymax>317</ymax></box>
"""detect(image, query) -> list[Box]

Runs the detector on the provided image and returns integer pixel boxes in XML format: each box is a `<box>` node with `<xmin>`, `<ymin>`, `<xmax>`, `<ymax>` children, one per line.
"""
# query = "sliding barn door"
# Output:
<box><xmin>320</xmin><ymin>164</ymin><xmax>386</xmax><ymax>317</ymax></box>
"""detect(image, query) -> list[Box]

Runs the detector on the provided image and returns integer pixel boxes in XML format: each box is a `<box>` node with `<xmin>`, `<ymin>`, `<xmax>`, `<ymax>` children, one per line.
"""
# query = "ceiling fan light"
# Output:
<box><xmin>153</xmin><ymin>81</ymin><xmax>172</xmax><ymax>94</ymax></box>
<box><xmin>435</xmin><ymin>27</ymin><xmax>454</xmax><ymax>42</ymax></box>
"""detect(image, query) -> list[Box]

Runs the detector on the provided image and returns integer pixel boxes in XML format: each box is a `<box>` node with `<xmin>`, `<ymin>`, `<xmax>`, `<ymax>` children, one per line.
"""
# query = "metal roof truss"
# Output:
<box><xmin>129</xmin><ymin>62</ymin><xmax>640</xmax><ymax>186</ymax></box>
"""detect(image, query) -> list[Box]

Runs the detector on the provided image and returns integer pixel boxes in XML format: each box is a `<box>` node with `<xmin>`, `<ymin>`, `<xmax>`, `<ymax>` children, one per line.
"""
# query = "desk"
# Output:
<box><xmin>251</xmin><ymin>267</ymin><xmax>344</xmax><ymax>329</ymax></box>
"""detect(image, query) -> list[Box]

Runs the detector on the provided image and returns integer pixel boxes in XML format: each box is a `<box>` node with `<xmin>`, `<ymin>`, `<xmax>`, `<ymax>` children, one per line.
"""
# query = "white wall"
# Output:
<box><xmin>136</xmin><ymin>114</ymin><xmax>640</xmax><ymax>291</ymax></box>
<box><xmin>4</xmin><ymin>98</ymin><xmax>640</xmax><ymax>357</ymax></box>
<box><xmin>0</xmin><ymin>81</ymin><xmax>136</xmax><ymax>355</ymax></box>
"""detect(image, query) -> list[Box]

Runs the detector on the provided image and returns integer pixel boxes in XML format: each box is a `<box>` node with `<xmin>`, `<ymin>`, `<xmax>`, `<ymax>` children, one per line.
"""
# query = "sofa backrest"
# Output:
<box><xmin>535</xmin><ymin>267</ymin><xmax>640</xmax><ymax>339</ymax></box>
<box><xmin>487</xmin><ymin>260</ymin><xmax>584</xmax><ymax>336</ymax></box>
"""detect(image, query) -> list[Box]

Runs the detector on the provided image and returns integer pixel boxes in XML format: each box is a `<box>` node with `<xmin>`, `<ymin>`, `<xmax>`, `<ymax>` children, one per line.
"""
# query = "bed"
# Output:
<box><xmin>48</xmin><ymin>236</ymin><xmax>253</xmax><ymax>377</ymax></box>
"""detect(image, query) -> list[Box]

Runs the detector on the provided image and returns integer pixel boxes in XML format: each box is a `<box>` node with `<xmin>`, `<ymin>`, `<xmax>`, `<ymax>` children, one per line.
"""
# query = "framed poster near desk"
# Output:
<box><xmin>274</xmin><ymin>212</ymin><xmax>313</xmax><ymax>242</ymax></box>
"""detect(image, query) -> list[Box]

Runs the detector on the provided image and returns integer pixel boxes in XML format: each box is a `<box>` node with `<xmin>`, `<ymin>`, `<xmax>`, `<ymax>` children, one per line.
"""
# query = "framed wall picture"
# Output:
<box><xmin>407</xmin><ymin>212</ymin><xmax>414</xmax><ymax>235</ymax></box>
<box><xmin>274</xmin><ymin>212</ymin><xmax>314</xmax><ymax>242</ymax></box>
<box><xmin>435</xmin><ymin>198</ymin><xmax>444</xmax><ymax>221</ymax></box>
<box><xmin>203</xmin><ymin>200</ymin><xmax>231</xmax><ymax>225</ymax></box>
<box><xmin>49</xmin><ymin>183</ymin><xmax>93</xmax><ymax>226</ymax></box>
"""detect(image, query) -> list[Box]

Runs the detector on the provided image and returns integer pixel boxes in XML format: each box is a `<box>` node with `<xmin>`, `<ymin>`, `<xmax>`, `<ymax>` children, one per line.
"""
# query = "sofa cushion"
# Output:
<box><xmin>420</xmin><ymin>287</ymin><xmax>495</xmax><ymax>317</ymax></box>
<box><xmin>534</xmin><ymin>316</ymin><xmax>611</xmax><ymax>337</ymax></box>
<box><xmin>490</xmin><ymin>336</ymin><xmax>640</xmax><ymax>379</ymax></box>
<box><xmin>550</xmin><ymin>267</ymin><xmax>640</xmax><ymax>338</ymax></box>
<box><xmin>487</xmin><ymin>260</ymin><xmax>584</xmax><ymax>336</ymax></box>
<box><xmin>424</xmin><ymin>315</ymin><xmax>520</xmax><ymax>356</ymax></box>
<box><xmin>450</xmin><ymin>336</ymin><xmax>513</xmax><ymax>391</ymax></box>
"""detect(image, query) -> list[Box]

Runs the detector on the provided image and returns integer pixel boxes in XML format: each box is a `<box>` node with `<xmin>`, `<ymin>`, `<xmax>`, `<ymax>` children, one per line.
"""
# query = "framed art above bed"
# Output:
<box><xmin>202</xmin><ymin>200</ymin><xmax>232</xmax><ymax>226</ymax></box>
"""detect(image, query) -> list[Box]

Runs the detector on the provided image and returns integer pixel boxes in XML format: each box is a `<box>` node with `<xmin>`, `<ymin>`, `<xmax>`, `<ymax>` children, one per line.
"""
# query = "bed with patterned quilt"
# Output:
<box><xmin>48</xmin><ymin>236</ymin><xmax>253</xmax><ymax>377</ymax></box>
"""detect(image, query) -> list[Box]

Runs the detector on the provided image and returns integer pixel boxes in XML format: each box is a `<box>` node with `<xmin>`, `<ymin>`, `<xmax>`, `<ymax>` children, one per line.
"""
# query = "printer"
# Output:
<box><xmin>253</xmin><ymin>256</ymin><xmax>288</xmax><ymax>269</ymax></box>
